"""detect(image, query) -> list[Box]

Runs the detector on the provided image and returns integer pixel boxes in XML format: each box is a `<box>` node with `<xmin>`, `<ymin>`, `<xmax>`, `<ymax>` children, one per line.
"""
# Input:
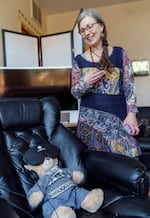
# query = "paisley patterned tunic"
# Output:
<box><xmin>71</xmin><ymin>47</ymin><xmax>141</xmax><ymax>157</ymax></box>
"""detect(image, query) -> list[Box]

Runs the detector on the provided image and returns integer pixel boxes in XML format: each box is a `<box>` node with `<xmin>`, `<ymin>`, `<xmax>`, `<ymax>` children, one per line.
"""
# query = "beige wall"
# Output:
<box><xmin>0</xmin><ymin>0</ymin><xmax>149</xmax><ymax>106</ymax></box>
<box><xmin>46</xmin><ymin>0</ymin><xmax>150</xmax><ymax>106</ymax></box>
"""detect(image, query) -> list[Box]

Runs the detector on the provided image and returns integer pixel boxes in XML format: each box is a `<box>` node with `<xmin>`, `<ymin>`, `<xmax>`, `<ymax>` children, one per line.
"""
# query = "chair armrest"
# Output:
<box><xmin>134</xmin><ymin>123</ymin><xmax>146</xmax><ymax>139</ymax></box>
<box><xmin>84</xmin><ymin>150</ymin><xmax>149</xmax><ymax>196</ymax></box>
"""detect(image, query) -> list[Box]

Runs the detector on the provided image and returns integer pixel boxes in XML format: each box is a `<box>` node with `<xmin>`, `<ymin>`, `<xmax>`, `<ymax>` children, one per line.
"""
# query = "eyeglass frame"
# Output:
<box><xmin>79</xmin><ymin>22</ymin><xmax>99</xmax><ymax>35</ymax></box>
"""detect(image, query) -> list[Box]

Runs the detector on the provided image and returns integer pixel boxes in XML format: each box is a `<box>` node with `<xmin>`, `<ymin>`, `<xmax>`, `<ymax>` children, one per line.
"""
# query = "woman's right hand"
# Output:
<box><xmin>84</xmin><ymin>69</ymin><xmax>105</xmax><ymax>85</ymax></box>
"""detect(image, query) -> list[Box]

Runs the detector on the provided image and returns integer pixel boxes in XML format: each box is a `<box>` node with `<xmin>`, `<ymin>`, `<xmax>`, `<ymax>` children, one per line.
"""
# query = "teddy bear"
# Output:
<box><xmin>23</xmin><ymin>143</ymin><xmax>104</xmax><ymax>218</ymax></box>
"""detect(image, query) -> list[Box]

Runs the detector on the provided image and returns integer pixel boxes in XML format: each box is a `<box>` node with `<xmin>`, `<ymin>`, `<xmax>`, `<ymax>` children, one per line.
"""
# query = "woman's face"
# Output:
<box><xmin>79</xmin><ymin>16</ymin><xmax>104</xmax><ymax>47</ymax></box>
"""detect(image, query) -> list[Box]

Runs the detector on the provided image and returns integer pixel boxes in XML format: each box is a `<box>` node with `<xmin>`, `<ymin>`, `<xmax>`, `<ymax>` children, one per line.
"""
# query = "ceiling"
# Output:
<box><xmin>35</xmin><ymin>0</ymin><xmax>142</xmax><ymax>15</ymax></box>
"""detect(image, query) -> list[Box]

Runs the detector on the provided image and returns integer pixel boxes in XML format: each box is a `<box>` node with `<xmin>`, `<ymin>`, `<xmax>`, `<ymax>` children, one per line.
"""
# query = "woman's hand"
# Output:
<box><xmin>123</xmin><ymin>112</ymin><xmax>140</xmax><ymax>136</ymax></box>
<box><xmin>84</xmin><ymin>69</ymin><xmax>105</xmax><ymax>85</ymax></box>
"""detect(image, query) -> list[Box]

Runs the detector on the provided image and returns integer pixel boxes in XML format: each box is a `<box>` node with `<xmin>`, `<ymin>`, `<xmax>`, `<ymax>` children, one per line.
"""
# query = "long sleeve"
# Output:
<box><xmin>27</xmin><ymin>181</ymin><xmax>43</xmax><ymax>209</ymax></box>
<box><xmin>122</xmin><ymin>49</ymin><xmax>138</xmax><ymax>113</ymax></box>
<box><xmin>71</xmin><ymin>58</ymin><xmax>90</xmax><ymax>99</ymax></box>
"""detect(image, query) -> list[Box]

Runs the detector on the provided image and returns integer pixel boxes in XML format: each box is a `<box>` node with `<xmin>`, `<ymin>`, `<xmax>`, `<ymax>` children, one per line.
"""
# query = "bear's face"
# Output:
<box><xmin>24</xmin><ymin>157</ymin><xmax>58</xmax><ymax>177</ymax></box>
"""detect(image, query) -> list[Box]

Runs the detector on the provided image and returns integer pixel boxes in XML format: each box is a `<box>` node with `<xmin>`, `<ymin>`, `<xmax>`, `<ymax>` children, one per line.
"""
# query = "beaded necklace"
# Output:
<box><xmin>91</xmin><ymin>50</ymin><xmax>101</xmax><ymax>58</ymax></box>
<box><xmin>89</xmin><ymin>47</ymin><xmax>105</xmax><ymax>87</ymax></box>
<box><xmin>90</xmin><ymin>47</ymin><xmax>102</xmax><ymax>70</ymax></box>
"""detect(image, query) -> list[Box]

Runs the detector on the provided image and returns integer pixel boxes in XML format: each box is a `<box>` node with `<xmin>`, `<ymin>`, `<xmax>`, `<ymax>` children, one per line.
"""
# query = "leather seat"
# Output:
<box><xmin>0</xmin><ymin>96</ymin><xmax>149</xmax><ymax>218</ymax></box>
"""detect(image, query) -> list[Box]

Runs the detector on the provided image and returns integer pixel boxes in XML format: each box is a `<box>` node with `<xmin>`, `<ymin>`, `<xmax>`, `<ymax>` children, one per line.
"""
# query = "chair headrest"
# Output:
<box><xmin>0</xmin><ymin>96</ymin><xmax>61</xmax><ymax>130</ymax></box>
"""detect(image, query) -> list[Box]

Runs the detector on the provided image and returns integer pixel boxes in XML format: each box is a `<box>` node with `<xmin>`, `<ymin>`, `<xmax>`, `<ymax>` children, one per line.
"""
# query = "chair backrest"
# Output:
<box><xmin>0</xmin><ymin>96</ymin><xmax>86</xmax><ymax>217</ymax></box>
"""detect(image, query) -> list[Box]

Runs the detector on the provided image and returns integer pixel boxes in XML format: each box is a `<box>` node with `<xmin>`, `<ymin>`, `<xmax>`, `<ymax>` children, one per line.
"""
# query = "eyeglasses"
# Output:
<box><xmin>79</xmin><ymin>22</ymin><xmax>98</xmax><ymax>35</ymax></box>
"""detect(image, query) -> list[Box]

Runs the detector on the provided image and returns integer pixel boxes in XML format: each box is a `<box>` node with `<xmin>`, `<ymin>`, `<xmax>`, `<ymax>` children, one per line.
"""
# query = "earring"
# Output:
<box><xmin>100</xmin><ymin>31</ymin><xmax>104</xmax><ymax>39</ymax></box>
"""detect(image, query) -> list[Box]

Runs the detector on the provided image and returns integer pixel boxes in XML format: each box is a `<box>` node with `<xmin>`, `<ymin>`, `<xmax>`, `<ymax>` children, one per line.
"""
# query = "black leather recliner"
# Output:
<box><xmin>0</xmin><ymin>96</ymin><xmax>150</xmax><ymax>218</ymax></box>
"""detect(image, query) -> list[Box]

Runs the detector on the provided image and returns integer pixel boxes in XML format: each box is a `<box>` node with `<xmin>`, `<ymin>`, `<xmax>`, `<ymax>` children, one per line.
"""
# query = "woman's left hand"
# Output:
<box><xmin>123</xmin><ymin>112</ymin><xmax>140</xmax><ymax>136</ymax></box>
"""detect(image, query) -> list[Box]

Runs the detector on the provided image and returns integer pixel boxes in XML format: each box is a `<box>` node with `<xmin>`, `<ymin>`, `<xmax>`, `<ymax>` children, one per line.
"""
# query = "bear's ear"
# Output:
<box><xmin>24</xmin><ymin>164</ymin><xmax>34</xmax><ymax>171</ymax></box>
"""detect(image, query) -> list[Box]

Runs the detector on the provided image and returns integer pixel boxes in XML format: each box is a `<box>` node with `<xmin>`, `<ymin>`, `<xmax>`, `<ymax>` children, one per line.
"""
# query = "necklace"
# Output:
<box><xmin>91</xmin><ymin>49</ymin><xmax>101</xmax><ymax>58</ymax></box>
<box><xmin>90</xmin><ymin>47</ymin><xmax>101</xmax><ymax>70</ymax></box>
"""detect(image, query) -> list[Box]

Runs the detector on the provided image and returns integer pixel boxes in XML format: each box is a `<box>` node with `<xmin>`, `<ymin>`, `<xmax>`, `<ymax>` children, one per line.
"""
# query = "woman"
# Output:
<box><xmin>71</xmin><ymin>9</ymin><xmax>141</xmax><ymax>158</ymax></box>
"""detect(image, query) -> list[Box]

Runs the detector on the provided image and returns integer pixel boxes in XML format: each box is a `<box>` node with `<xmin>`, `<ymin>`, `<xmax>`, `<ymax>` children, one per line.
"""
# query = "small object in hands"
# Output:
<box><xmin>124</xmin><ymin>124</ymin><xmax>132</xmax><ymax>135</ymax></box>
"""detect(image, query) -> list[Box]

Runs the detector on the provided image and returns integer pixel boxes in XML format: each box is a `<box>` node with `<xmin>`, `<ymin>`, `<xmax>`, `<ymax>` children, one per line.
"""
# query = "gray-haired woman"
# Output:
<box><xmin>71</xmin><ymin>9</ymin><xmax>141</xmax><ymax>158</ymax></box>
